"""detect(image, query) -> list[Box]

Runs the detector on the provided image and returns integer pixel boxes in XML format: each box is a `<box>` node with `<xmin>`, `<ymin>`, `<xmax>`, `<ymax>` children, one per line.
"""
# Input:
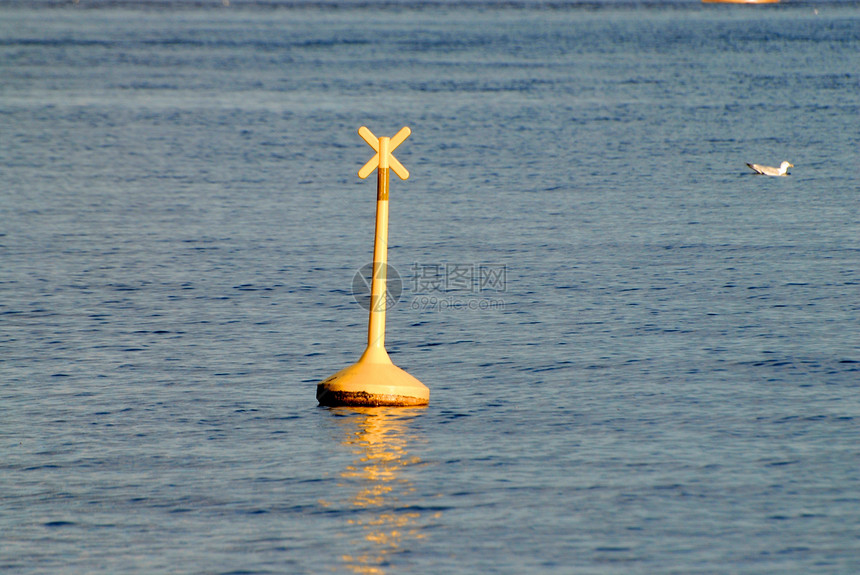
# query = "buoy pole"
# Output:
<box><xmin>364</xmin><ymin>136</ymin><xmax>391</xmax><ymax>361</ymax></box>
<box><xmin>316</xmin><ymin>127</ymin><xmax>430</xmax><ymax>407</ymax></box>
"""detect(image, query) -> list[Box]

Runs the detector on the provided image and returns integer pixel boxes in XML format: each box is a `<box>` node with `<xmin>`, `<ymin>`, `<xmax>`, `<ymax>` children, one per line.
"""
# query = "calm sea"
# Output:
<box><xmin>2</xmin><ymin>1</ymin><xmax>859</xmax><ymax>573</ymax></box>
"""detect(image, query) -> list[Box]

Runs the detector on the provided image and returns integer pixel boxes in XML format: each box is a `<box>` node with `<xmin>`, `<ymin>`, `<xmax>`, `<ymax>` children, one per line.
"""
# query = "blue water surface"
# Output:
<box><xmin>2</xmin><ymin>1</ymin><xmax>859</xmax><ymax>573</ymax></box>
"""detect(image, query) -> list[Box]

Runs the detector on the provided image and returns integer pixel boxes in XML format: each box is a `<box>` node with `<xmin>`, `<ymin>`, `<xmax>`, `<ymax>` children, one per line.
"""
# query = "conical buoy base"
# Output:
<box><xmin>317</xmin><ymin>348</ymin><xmax>429</xmax><ymax>407</ymax></box>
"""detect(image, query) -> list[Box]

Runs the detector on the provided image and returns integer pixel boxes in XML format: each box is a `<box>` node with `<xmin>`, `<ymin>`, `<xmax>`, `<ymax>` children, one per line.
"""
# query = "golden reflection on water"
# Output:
<box><xmin>330</xmin><ymin>407</ymin><xmax>430</xmax><ymax>575</ymax></box>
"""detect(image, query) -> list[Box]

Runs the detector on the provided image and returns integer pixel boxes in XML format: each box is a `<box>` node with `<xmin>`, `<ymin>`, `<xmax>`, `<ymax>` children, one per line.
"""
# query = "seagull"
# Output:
<box><xmin>746</xmin><ymin>161</ymin><xmax>794</xmax><ymax>176</ymax></box>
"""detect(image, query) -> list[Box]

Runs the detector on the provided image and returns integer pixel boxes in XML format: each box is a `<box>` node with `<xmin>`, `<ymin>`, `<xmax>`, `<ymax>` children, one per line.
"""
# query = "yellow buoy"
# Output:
<box><xmin>316</xmin><ymin>127</ymin><xmax>430</xmax><ymax>407</ymax></box>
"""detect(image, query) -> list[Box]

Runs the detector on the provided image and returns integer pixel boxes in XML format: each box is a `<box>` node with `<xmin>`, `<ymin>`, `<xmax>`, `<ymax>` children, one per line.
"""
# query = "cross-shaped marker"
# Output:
<box><xmin>358</xmin><ymin>126</ymin><xmax>411</xmax><ymax>180</ymax></box>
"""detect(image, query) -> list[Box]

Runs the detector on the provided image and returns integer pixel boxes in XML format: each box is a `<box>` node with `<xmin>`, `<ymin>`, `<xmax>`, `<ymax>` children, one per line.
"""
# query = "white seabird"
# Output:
<box><xmin>746</xmin><ymin>161</ymin><xmax>794</xmax><ymax>176</ymax></box>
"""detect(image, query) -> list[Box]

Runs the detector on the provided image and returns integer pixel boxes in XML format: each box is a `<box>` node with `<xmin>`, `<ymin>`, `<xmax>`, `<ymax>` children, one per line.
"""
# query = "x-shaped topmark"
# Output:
<box><xmin>358</xmin><ymin>126</ymin><xmax>411</xmax><ymax>181</ymax></box>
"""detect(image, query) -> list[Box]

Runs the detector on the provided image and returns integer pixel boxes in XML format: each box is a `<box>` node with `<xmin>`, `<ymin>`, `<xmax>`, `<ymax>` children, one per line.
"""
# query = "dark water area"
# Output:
<box><xmin>2</xmin><ymin>1</ymin><xmax>859</xmax><ymax>573</ymax></box>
